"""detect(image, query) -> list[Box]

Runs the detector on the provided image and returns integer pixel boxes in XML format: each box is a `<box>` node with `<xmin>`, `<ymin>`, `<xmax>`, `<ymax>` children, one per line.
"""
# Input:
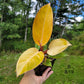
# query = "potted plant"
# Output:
<box><xmin>16</xmin><ymin>3</ymin><xmax>71</xmax><ymax>77</ymax></box>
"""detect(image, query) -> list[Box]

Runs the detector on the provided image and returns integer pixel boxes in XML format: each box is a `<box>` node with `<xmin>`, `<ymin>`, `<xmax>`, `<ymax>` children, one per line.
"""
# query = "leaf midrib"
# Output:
<box><xmin>20</xmin><ymin>51</ymin><xmax>39</xmax><ymax>74</ymax></box>
<box><xmin>41</xmin><ymin>7</ymin><xmax>49</xmax><ymax>43</ymax></box>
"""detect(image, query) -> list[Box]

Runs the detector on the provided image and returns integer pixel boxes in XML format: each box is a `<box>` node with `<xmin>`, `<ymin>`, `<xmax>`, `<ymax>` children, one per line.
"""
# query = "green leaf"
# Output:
<box><xmin>43</xmin><ymin>58</ymin><xmax>52</xmax><ymax>67</ymax></box>
<box><xmin>35</xmin><ymin>44</ymin><xmax>40</xmax><ymax>50</ymax></box>
<box><xmin>49</xmin><ymin>52</ymin><xmax>69</xmax><ymax>59</ymax></box>
<box><xmin>43</xmin><ymin>44</ymin><xmax>47</xmax><ymax>51</ymax></box>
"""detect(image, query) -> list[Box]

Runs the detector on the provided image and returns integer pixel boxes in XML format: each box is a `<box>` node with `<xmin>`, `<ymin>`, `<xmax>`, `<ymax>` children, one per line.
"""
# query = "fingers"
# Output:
<box><xmin>42</xmin><ymin>67</ymin><xmax>53</xmax><ymax>80</ymax></box>
<box><xmin>46</xmin><ymin>70</ymin><xmax>53</xmax><ymax>79</ymax></box>
<box><xmin>43</xmin><ymin>67</ymin><xmax>51</xmax><ymax>76</ymax></box>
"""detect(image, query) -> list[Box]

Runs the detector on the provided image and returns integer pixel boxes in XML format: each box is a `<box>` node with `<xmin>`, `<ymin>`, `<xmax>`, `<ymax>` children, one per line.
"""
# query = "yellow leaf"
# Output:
<box><xmin>16</xmin><ymin>48</ymin><xmax>44</xmax><ymax>77</ymax></box>
<box><xmin>47</xmin><ymin>38</ymin><xmax>71</xmax><ymax>56</ymax></box>
<box><xmin>32</xmin><ymin>3</ymin><xmax>53</xmax><ymax>46</ymax></box>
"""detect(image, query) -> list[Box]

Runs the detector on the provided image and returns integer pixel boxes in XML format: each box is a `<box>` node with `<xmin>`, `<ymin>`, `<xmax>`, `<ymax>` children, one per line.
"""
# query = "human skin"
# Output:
<box><xmin>19</xmin><ymin>67</ymin><xmax>53</xmax><ymax>84</ymax></box>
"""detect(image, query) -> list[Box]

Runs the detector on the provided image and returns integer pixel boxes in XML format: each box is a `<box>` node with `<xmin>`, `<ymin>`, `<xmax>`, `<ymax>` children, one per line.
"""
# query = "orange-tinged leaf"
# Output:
<box><xmin>16</xmin><ymin>48</ymin><xmax>44</xmax><ymax>77</ymax></box>
<box><xmin>32</xmin><ymin>3</ymin><xmax>53</xmax><ymax>46</ymax></box>
<box><xmin>47</xmin><ymin>38</ymin><xmax>71</xmax><ymax>56</ymax></box>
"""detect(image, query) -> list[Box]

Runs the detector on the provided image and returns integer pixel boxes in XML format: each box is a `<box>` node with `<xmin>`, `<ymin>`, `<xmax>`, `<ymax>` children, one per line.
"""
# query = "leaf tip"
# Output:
<box><xmin>69</xmin><ymin>43</ymin><xmax>72</xmax><ymax>46</ymax></box>
<box><xmin>48</xmin><ymin>3</ymin><xmax>51</xmax><ymax>5</ymax></box>
<box><xmin>16</xmin><ymin>73</ymin><xmax>19</xmax><ymax>77</ymax></box>
<box><xmin>67</xmin><ymin>41</ymin><xmax>72</xmax><ymax>46</ymax></box>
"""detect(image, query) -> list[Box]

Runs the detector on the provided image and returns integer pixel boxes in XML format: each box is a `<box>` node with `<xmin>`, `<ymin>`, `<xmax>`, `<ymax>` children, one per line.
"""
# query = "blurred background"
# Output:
<box><xmin>0</xmin><ymin>0</ymin><xmax>84</xmax><ymax>84</ymax></box>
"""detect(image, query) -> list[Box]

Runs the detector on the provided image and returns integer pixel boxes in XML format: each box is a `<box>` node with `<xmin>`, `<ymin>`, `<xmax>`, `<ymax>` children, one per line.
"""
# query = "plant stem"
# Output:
<box><xmin>44</xmin><ymin>50</ymin><xmax>48</xmax><ymax>54</ymax></box>
<box><xmin>40</xmin><ymin>46</ymin><xmax>43</xmax><ymax>51</ymax></box>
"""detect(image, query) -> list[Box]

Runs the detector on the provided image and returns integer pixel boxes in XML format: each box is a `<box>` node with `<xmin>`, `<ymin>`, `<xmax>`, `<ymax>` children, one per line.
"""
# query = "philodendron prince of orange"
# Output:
<box><xmin>16</xmin><ymin>3</ymin><xmax>71</xmax><ymax>77</ymax></box>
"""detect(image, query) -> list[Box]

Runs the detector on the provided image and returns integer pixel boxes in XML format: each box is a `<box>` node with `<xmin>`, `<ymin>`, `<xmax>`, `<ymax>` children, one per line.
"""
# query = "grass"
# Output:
<box><xmin>0</xmin><ymin>51</ymin><xmax>84</xmax><ymax>84</ymax></box>
<box><xmin>0</xmin><ymin>51</ymin><xmax>22</xmax><ymax>84</ymax></box>
<box><xmin>44</xmin><ymin>55</ymin><xmax>84</xmax><ymax>84</ymax></box>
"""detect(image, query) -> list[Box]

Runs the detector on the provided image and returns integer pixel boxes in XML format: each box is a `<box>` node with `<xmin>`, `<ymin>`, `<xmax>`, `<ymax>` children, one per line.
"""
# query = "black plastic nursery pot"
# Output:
<box><xmin>35</xmin><ymin>59</ymin><xmax>56</xmax><ymax>76</ymax></box>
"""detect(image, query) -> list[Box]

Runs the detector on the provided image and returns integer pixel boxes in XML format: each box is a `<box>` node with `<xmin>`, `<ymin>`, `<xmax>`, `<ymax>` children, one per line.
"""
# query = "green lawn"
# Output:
<box><xmin>44</xmin><ymin>55</ymin><xmax>84</xmax><ymax>84</ymax></box>
<box><xmin>0</xmin><ymin>51</ymin><xmax>22</xmax><ymax>84</ymax></box>
<box><xmin>0</xmin><ymin>51</ymin><xmax>84</xmax><ymax>84</ymax></box>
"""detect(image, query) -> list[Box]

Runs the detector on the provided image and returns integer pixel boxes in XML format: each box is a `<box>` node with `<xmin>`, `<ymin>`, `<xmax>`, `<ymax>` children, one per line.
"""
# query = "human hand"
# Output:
<box><xmin>20</xmin><ymin>67</ymin><xmax>53</xmax><ymax>84</ymax></box>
